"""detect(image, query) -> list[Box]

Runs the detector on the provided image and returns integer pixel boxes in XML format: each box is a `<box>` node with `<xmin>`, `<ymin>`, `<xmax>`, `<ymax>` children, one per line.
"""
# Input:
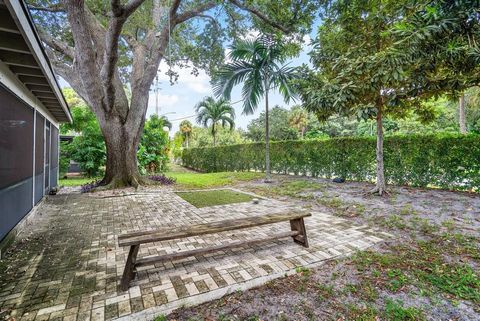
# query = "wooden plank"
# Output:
<box><xmin>135</xmin><ymin>230</ymin><xmax>299</xmax><ymax>268</ymax></box>
<box><xmin>35</xmin><ymin>93</ymin><xmax>57</xmax><ymax>99</ymax></box>
<box><xmin>290</xmin><ymin>217</ymin><xmax>309</xmax><ymax>248</ymax></box>
<box><xmin>119</xmin><ymin>212</ymin><xmax>311</xmax><ymax>247</ymax></box>
<box><xmin>119</xmin><ymin>212</ymin><xmax>310</xmax><ymax>240</ymax></box>
<box><xmin>41</xmin><ymin>101</ymin><xmax>61</xmax><ymax>107</ymax></box>
<box><xmin>0</xmin><ymin>7</ymin><xmax>20</xmax><ymax>34</ymax></box>
<box><xmin>0</xmin><ymin>50</ymin><xmax>38</xmax><ymax>67</ymax></box>
<box><xmin>19</xmin><ymin>75</ymin><xmax>49</xmax><ymax>85</ymax></box>
<box><xmin>0</xmin><ymin>31</ymin><xmax>30</xmax><ymax>53</ymax></box>
<box><xmin>27</xmin><ymin>84</ymin><xmax>53</xmax><ymax>93</ymax></box>
<box><xmin>120</xmin><ymin>244</ymin><xmax>140</xmax><ymax>291</ymax></box>
<box><xmin>9</xmin><ymin>66</ymin><xmax>44</xmax><ymax>76</ymax></box>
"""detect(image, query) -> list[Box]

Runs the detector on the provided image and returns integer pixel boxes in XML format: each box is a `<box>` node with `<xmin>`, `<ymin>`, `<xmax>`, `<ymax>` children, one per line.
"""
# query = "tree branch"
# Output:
<box><xmin>64</xmin><ymin>0</ymin><xmax>104</xmax><ymax>113</ymax></box>
<box><xmin>28</xmin><ymin>3</ymin><xmax>65</xmax><ymax>13</ymax></box>
<box><xmin>175</xmin><ymin>1</ymin><xmax>218</xmax><ymax>24</ymax></box>
<box><xmin>124</xmin><ymin>0</ymin><xmax>149</xmax><ymax>16</ymax></box>
<box><xmin>228</xmin><ymin>0</ymin><xmax>291</xmax><ymax>34</ymax></box>
<box><xmin>37</xmin><ymin>27</ymin><xmax>75</xmax><ymax>59</ymax></box>
<box><xmin>101</xmin><ymin>0</ymin><xmax>148</xmax><ymax>115</ymax></box>
<box><xmin>44</xmin><ymin>46</ymin><xmax>92</xmax><ymax>105</ymax></box>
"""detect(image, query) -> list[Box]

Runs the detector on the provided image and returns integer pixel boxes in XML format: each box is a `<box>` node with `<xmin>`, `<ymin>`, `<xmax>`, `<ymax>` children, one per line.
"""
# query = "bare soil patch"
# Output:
<box><xmin>166</xmin><ymin>176</ymin><xmax>480</xmax><ymax>321</ymax></box>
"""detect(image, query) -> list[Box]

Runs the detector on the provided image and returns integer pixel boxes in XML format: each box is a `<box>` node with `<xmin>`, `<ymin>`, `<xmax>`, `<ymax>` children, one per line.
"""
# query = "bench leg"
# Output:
<box><xmin>121</xmin><ymin>244</ymin><xmax>140</xmax><ymax>291</ymax></box>
<box><xmin>290</xmin><ymin>218</ymin><xmax>309</xmax><ymax>248</ymax></box>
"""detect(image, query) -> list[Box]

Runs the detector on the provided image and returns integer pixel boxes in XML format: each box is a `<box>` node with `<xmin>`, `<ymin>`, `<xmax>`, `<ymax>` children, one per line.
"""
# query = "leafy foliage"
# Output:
<box><xmin>80</xmin><ymin>180</ymin><xmax>101</xmax><ymax>193</ymax></box>
<box><xmin>387</xmin><ymin>0</ymin><xmax>480</xmax><ymax>98</ymax></box>
<box><xmin>214</xmin><ymin>34</ymin><xmax>299</xmax><ymax>180</ymax></box>
<box><xmin>195</xmin><ymin>97</ymin><xmax>235</xmax><ymax>146</ymax></box>
<box><xmin>179</xmin><ymin>120</ymin><xmax>193</xmax><ymax>148</ymax></box>
<box><xmin>188</xmin><ymin>126</ymin><xmax>249</xmax><ymax>148</ymax></box>
<box><xmin>246</xmin><ymin>106</ymin><xmax>298</xmax><ymax>141</ymax></box>
<box><xmin>61</xmin><ymin>106</ymin><xmax>106</xmax><ymax>177</ymax></box>
<box><xmin>213</xmin><ymin>34</ymin><xmax>298</xmax><ymax>115</ymax></box>
<box><xmin>147</xmin><ymin>174</ymin><xmax>176</xmax><ymax>185</ymax></box>
<box><xmin>61</xmin><ymin>90</ymin><xmax>170</xmax><ymax>177</ymax></box>
<box><xmin>288</xmin><ymin>106</ymin><xmax>308</xmax><ymax>138</ymax></box>
<box><xmin>182</xmin><ymin>134</ymin><xmax>480</xmax><ymax>191</ymax></box>
<box><xmin>138</xmin><ymin>114</ymin><xmax>170</xmax><ymax>174</ymax></box>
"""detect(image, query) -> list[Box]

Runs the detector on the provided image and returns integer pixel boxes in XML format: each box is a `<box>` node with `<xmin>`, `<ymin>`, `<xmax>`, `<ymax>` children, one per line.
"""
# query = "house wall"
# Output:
<box><xmin>0</xmin><ymin>62</ymin><xmax>60</xmax><ymax>245</ymax></box>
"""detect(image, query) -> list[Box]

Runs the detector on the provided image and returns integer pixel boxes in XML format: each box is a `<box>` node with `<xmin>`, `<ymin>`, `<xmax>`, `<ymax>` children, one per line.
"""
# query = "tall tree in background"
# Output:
<box><xmin>195</xmin><ymin>97</ymin><xmax>235</xmax><ymax>146</ymax></box>
<box><xmin>299</xmin><ymin>0</ymin><xmax>416</xmax><ymax>195</ymax></box>
<box><xmin>246</xmin><ymin>106</ymin><xmax>298</xmax><ymax>141</ymax></box>
<box><xmin>29</xmin><ymin>0</ymin><xmax>317</xmax><ymax>187</ymax></box>
<box><xmin>179</xmin><ymin>120</ymin><xmax>193</xmax><ymax>148</ymax></box>
<box><xmin>288</xmin><ymin>107</ymin><xmax>308</xmax><ymax>139</ymax></box>
<box><xmin>459</xmin><ymin>94</ymin><xmax>467</xmax><ymax>134</ymax></box>
<box><xmin>138</xmin><ymin>115</ymin><xmax>170</xmax><ymax>173</ymax></box>
<box><xmin>214</xmin><ymin>35</ymin><xmax>298</xmax><ymax>182</ymax></box>
<box><xmin>299</xmin><ymin>0</ymin><xmax>480</xmax><ymax>195</ymax></box>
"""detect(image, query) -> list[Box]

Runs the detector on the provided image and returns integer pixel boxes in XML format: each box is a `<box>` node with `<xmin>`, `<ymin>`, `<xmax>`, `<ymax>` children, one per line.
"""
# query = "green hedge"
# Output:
<box><xmin>182</xmin><ymin>134</ymin><xmax>480</xmax><ymax>191</ymax></box>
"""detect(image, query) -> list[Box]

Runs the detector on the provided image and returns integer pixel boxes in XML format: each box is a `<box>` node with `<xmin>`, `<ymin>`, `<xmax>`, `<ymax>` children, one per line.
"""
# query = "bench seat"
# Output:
<box><xmin>118</xmin><ymin>211</ymin><xmax>311</xmax><ymax>290</ymax></box>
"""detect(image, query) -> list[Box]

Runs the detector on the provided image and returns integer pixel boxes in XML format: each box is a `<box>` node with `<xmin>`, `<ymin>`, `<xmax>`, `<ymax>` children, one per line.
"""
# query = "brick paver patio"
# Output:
<box><xmin>0</xmin><ymin>187</ymin><xmax>391</xmax><ymax>321</ymax></box>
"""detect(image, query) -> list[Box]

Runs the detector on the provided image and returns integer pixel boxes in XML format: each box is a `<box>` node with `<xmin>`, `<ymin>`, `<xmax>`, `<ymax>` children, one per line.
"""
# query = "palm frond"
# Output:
<box><xmin>212</xmin><ymin>61</ymin><xmax>254</xmax><ymax>99</ymax></box>
<box><xmin>241</xmin><ymin>69</ymin><xmax>264</xmax><ymax>115</ymax></box>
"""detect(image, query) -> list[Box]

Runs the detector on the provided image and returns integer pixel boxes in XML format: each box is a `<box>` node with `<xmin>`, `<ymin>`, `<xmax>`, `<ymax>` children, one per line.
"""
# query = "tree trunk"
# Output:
<box><xmin>459</xmin><ymin>94</ymin><xmax>467</xmax><ymax>134</ymax></box>
<box><xmin>100</xmin><ymin>115</ymin><xmax>144</xmax><ymax>188</ymax></box>
<box><xmin>265</xmin><ymin>86</ymin><xmax>271</xmax><ymax>182</ymax></box>
<box><xmin>212</xmin><ymin>123</ymin><xmax>216</xmax><ymax>147</ymax></box>
<box><xmin>374</xmin><ymin>103</ymin><xmax>387</xmax><ymax>195</ymax></box>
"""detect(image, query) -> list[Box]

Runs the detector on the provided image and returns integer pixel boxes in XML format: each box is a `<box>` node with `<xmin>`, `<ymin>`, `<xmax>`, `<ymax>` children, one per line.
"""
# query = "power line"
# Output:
<box><xmin>170</xmin><ymin>114</ymin><xmax>196</xmax><ymax>121</ymax></box>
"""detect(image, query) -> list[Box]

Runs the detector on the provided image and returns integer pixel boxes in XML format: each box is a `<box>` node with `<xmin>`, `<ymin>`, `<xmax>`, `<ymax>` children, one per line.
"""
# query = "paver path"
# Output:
<box><xmin>0</xmin><ymin>188</ymin><xmax>391</xmax><ymax>321</ymax></box>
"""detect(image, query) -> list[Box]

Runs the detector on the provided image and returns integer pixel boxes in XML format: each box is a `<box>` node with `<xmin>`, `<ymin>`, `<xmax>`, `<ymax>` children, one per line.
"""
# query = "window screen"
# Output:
<box><xmin>50</xmin><ymin>125</ymin><xmax>59</xmax><ymax>169</ymax></box>
<box><xmin>35</xmin><ymin>112</ymin><xmax>44</xmax><ymax>174</ymax></box>
<box><xmin>0</xmin><ymin>85</ymin><xmax>34</xmax><ymax>190</ymax></box>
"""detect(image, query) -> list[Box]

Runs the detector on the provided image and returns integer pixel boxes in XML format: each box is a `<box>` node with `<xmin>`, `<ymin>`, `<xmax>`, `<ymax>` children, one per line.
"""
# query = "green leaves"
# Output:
<box><xmin>301</xmin><ymin>0</ymin><xmax>480</xmax><ymax>120</ymax></box>
<box><xmin>183</xmin><ymin>134</ymin><xmax>480</xmax><ymax>191</ymax></box>
<box><xmin>138</xmin><ymin>114</ymin><xmax>170</xmax><ymax>174</ymax></box>
<box><xmin>194</xmin><ymin>97</ymin><xmax>236</xmax><ymax>145</ymax></box>
<box><xmin>213</xmin><ymin>34</ymin><xmax>298</xmax><ymax>115</ymax></box>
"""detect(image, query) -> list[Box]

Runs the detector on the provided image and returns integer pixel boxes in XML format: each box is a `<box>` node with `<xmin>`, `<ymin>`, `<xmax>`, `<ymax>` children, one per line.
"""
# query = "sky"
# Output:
<box><xmin>57</xmin><ymin>31</ymin><xmax>316</xmax><ymax>136</ymax></box>
<box><xmin>145</xmin><ymin>36</ymin><xmax>314</xmax><ymax>135</ymax></box>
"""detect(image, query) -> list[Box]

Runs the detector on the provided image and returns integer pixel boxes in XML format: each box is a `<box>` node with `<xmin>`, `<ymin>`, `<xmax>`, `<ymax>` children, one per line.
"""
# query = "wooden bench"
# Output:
<box><xmin>118</xmin><ymin>212</ymin><xmax>311</xmax><ymax>290</ymax></box>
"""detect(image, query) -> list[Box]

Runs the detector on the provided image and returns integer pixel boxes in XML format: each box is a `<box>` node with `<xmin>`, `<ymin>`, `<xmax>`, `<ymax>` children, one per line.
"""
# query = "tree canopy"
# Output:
<box><xmin>296</xmin><ymin>0</ymin><xmax>480</xmax><ymax>195</ymax></box>
<box><xmin>29</xmin><ymin>0</ymin><xmax>319</xmax><ymax>187</ymax></box>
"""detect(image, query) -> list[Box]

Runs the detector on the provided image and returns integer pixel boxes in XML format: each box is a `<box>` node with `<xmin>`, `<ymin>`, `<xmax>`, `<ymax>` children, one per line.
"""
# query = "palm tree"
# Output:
<box><xmin>147</xmin><ymin>114</ymin><xmax>172</xmax><ymax>130</ymax></box>
<box><xmin>213</xmin><ymin>35</ymin><xmax>297</xmax><ymax>182</ymax></box>
<box><xmin>195</xmin><ymin>97</ymin><xmax>235</xmax><ymax>146</ymax></box>
<box><xmin>179</xmin><ymin>120</ymin><xmax>193</xmax><ymax>148</ymax></box>
<box><xmin>288</xmin><ymin>107</ymin><xmax>308</xmax><ymax>139</ymax></box>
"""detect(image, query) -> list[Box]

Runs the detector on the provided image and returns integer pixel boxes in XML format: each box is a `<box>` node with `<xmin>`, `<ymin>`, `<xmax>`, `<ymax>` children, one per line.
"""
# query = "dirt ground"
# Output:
<box><xmin>166</xmin><ymin>175</ymin><xmax>480</xmax><ymax>321</ymax></box>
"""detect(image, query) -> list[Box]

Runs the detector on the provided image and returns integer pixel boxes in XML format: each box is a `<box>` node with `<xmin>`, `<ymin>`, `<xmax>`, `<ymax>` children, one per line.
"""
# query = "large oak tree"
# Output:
<box><xmin>29</xmin><ymin>0</ymin><xmax>317</xmax><ymax>187</ymax></box>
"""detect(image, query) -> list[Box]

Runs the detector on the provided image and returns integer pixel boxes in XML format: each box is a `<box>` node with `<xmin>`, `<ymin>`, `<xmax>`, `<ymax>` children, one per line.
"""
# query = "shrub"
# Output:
<box><xmin>138</xmin><ymin>115</ymin><xmax>170</xmax><ymax>174</ymax></box>
<box><xmin>182</xmin><ymin>134</ymin><xmax>480</xmax><ymax>191</ymax></box>
<box><xmin>148</xmin><ymin>175</ymin><xmax>176</xmax><ymax>185</ymax></box>
<box><xmin>80</xmin><ymin>180</ymin><xmax>101</xmax><ymax>193</ymax></box>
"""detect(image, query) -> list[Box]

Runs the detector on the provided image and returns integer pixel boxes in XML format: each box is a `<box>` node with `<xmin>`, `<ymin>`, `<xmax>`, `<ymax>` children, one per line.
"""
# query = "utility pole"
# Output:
<box><xmin>155</xmin><ymin>75</ymin><xmax>160</xmax><ymax>116</ymax></box>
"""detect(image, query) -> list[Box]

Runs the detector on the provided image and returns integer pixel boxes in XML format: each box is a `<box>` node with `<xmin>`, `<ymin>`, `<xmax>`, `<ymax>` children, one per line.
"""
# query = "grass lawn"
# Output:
<box><xmin>58</xmin><ymin>170</ymin><xmax>262</xmax><ymax>189</ymax></box>
<box><xmin>176</xmin><ymin>189</ymin><xmax>254</xmax><ymax>208</ymax></box>
<box><xmin>166</xmin><ymin>171</ymin><xmax>263</xmax><ymax>189</ymax></box>
<box><xmin>59</xmin><ymin>177</ymin><xmax>100</xmax><ymax>186</ymax></box>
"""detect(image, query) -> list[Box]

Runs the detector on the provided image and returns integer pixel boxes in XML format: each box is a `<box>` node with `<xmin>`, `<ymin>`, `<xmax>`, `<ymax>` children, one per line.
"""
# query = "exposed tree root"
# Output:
<box><xmin>367</xmin><ymin>186</ymin><xmax>389</xmax><ymax>196</ymax></box>
<box><xmin>93</xmin><ymin>174</ymin><xmax>149</xmax><ymax>191</ymax></box>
